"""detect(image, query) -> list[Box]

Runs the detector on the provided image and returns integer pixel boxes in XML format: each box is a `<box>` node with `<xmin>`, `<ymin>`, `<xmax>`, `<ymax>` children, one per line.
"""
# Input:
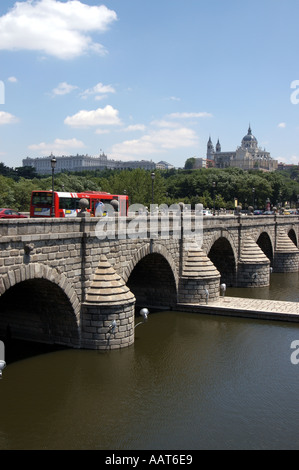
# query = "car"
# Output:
<box><xmin>0</xmin><ymin>208</ymin><xmax>28</xmax><ymax>219</ymax></box>
<box><xmin>263</xmin><ymin>211</ymin><xmax>274</xmax><ymax>215</ymax></box>
<box><xmin>253</xmin><ymin>210</ymin><xmax>264</xmax><ymax>215</ymax></box>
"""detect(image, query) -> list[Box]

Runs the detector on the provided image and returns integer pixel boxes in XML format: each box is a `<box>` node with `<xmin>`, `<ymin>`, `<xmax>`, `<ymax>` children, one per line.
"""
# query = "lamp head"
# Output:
<box><xmin>140</xmin><ymin>308</ymin><xmax>149</xmax><ymax>321</ymax></box>
<box><xmin>109</xmin><ymin>320</ymin><xmax>117</xmax><ymax>333</ymax></box>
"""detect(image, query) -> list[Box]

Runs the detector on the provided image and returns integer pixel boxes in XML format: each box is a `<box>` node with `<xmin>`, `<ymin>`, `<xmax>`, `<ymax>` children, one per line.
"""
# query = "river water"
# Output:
<box><xmin>1</xmin><ymin>272</ymin><xmax>299</xmax><ymax>450</ymax></box>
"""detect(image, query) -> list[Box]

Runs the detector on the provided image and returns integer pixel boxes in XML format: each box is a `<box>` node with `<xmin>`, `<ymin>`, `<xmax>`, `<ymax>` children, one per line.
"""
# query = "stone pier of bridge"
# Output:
<box><xmin>0</xmin><ymin>213</ymin><xmax>298</xmax><ymax>350</ymax></box>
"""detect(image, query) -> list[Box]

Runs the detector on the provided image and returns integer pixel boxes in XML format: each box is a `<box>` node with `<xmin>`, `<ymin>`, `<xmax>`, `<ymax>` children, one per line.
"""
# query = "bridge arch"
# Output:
<box><xmin>0</xmin><ymin>263</ymin><xmax>81</xmax><ymax>347</ymax></box>
<box><xmin>205</xmin><ymin>230</ymin><xmax>238</xmax><ymax>262</ymax></box>
<box><xmin>208</xmin><ymin>236</ymin><xmax>237</xmax><ymax>286</ymax></box>
<box><xmin>122</xmin><ymin>243</ymin><xmax>179</xmax><ymax>287</ymax></box>
<box><xmin>288</xmin><ymin>228</ymin><xmax>298</xmax><ymax>246</ymax></box>
<box><xmin>124</xmin><ymin>243</ymin><xmax>178</xmax><ymax>310</ymax></box>
<box><xmin>256</xmin><ymin>232</ymin><xmax>274</xmax><ymax>266</ymax></box>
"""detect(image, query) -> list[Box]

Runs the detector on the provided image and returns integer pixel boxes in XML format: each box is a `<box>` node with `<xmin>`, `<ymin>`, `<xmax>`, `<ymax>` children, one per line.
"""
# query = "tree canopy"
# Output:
<box><xmin>0</xmin><ymin>163</ymin><xmax>299</xmax><ymax>212</ymax></box>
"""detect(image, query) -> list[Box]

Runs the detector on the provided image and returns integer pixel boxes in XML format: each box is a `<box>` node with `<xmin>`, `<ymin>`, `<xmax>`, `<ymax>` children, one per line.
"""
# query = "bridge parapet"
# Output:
<box><xmin>0</xmin><ymin>213</ymin><xmax>298</xmax><ymax>235</ymax></box>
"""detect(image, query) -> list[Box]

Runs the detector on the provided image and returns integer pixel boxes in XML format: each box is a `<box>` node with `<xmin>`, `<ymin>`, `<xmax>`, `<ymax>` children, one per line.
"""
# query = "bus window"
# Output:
<box><xmin>59</xmin><ymin>197</ymin><xmax>82</xmax><ymax>210</ymax></box>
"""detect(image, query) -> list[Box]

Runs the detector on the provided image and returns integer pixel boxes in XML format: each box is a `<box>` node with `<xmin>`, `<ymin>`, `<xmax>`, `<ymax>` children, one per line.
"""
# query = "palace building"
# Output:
<box><xmin>22</xmin><ymin>152</ymin><xmax>156</xmax><ymax>174</ymax></box>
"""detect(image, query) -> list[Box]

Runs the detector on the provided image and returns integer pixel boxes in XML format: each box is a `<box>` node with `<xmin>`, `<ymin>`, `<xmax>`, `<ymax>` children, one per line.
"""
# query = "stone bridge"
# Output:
<box><xmin>0</xmin><ymin>213</ymin><xmax>298</xmax><ymax>350</ymax></box>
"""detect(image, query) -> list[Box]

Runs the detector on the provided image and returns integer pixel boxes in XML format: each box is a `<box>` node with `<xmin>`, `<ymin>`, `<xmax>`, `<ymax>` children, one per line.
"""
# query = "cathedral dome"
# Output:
<box><xmin>242</xmin><ymin>126</ymin><xmax>257</xmax><ymax>142</ymax></box>
<box><xmin>242</xmin><ymin>126</ymin><xmax>257</xmax><ymax>148</ymax></box>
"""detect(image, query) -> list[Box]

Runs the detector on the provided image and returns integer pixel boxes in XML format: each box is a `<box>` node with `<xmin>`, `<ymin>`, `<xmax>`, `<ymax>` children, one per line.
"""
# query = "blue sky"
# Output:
<box><xmin>1</xmin><ymin>0</ymin><xmax>299</xmax><ymax>169</ymax></box>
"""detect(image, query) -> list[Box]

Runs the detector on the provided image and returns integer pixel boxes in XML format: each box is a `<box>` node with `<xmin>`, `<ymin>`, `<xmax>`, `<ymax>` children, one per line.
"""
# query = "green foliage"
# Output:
<box><xmin>0</xmin><ymin>163</ymin><xmax>38</xmax><ymax>180</ymax></box>
<box><xmin>95</xmin><ymin>169</ymin><xmax>166</xmax><ymax>206</ymax></box>
<box><xmin>0</xmin><ymin>175</ymin><xmax>15</xmax><ymax>208</ymax></box>
<box><xmin>1</xmin><ymin>162</ymin><xmax>299</xmax><ymax>212</ymax></box>
<box><xmin>184</xmin><ymin>157</ymin><xmax>196</xmax><ymax>170</ymax></box>
<box><xmin>12</xmin><ymin>178</ymin><xmax>37</xmax><ymax>211</ymax></box>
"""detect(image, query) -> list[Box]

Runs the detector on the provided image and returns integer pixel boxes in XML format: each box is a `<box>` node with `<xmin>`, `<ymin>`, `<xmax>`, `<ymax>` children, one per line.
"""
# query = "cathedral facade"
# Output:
<box><xmin>207</xmin><ymin>126</ymin><xmax>278</xmax><ymax>171</ymax></box>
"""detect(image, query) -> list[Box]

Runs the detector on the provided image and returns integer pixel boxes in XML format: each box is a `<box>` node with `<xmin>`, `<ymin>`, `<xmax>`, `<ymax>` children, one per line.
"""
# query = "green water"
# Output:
<box><xmin>1</xmin><ymin>273</ymin><xmax>299</xmax><ymax>450</ymax></box>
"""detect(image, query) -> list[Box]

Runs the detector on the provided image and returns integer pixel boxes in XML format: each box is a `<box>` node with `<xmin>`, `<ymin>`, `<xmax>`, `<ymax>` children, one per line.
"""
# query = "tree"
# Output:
<box><xmin>13</xmin><ymin>178</ymin><xmax>36</xmax><ymax>211</ymax></box>
<box><xmin>15</xmin><ymin>166</ymin><xmax>38</xmax><ymax>179</ymax></box>
<box><xmin>0</xmin><ymin>175</ymin><xmax>15</xmax><ymax>208</ymax></box>
<box><xmin>184</xmin><ymin>157</ymin><xmax>196</xmax><ymax>170</ymax></box>
<box><xmin>1</xmin><ymin>165</ymin><xmax>299</xmax><ymax>212</ymax></box>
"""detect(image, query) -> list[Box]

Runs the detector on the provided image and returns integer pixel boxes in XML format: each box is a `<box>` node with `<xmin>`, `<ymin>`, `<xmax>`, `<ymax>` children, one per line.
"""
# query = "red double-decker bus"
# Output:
<box><xmin>30</xmin><ymin>190</ymin><xmax>129</xmax><ymax>218</ymax></box>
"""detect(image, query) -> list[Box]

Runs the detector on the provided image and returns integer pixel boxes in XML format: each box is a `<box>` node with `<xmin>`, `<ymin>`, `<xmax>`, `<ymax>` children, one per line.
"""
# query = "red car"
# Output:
<box><xmin>0</xmin><ymin>208</ymin><xmax>28</xmax><ymax>219</ymax></box>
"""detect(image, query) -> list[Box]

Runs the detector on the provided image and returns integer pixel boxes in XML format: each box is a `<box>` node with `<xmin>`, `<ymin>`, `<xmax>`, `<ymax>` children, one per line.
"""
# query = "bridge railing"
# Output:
<box><xmin>0</xmin><ymin>214</ymin><xmax>298</xmax><ymax>240</ymax></box>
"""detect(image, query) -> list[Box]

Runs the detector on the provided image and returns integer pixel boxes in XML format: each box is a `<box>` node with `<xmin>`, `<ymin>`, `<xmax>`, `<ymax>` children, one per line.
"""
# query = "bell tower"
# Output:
<box><xmin>207</xmin><ymin>136</ymin><xmax>215</xmax><ymax>159</ymax></box>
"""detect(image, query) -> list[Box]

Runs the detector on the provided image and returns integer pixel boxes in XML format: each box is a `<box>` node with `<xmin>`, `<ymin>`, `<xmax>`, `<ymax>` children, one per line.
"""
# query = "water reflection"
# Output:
<box><xmin>1</xmin><ymin>273</ymin><xmax>299</xmax><ymax>450</ymax></box>
<box><xmin>227</xmin><ymin>271</ymin><xmax>299</xmax><ymax>302</ymax></box>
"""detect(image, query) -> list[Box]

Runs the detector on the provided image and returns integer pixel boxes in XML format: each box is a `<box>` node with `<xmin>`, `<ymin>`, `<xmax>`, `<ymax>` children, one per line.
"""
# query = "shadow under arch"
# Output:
<box><xmin>0</xmin><ymin>278</ymin><xmax>80</xmax><ymax>348</ymax></box>
<box><xmin>256</xmin><ymin>232</ymin><xmax>274</xmax><ymax>266</ymax></box>
<box><xmin>208</xmin><ymin>236</ymin><xmax>236</xmax><ymax>286</ymax></box>
<box><xmin>288</xmin><ymin>228</ymin><xmax>298</xmax><ymax>246</ymax></box>
<box><xmin>127</xmin><ymin>252</ymin><xmax>177</xmax><ymax>311</ymax></box>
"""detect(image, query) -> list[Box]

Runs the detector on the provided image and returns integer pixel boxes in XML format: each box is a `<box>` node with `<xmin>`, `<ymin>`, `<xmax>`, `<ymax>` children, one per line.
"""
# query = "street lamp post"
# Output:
<box><xmin>51</xmin><ymin>156</ymin><xmax>57</xmax><ymax>217</ymax></box>
<box><xmin>151</xmin><ymin>172</ymin><xmax>155</xmax><ymax>208</ymax></box>
<box><xmin>123</xmin><ymin>189</ymin><xmax>128</xmax><ymax>208</ymax></box>
<box><xmin>252</xmin><ymin>187</ymin><xmax>255</xmax><ymax>210</ymax></box>
<box><xmin>212</xmin><ymin>181</ymin><xmax>216</xmax><ymax>215</ymax></box>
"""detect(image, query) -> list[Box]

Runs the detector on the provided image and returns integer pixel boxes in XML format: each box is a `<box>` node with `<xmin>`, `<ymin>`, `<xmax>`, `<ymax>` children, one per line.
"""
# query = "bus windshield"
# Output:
<box><xmin>32</xmin><ymin>192</ymin><xmax>53</xmax><ymax>205</ymax></box>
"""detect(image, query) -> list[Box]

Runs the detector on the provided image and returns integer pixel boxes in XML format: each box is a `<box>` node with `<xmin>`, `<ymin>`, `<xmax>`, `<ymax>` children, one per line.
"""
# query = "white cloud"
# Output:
<box><xmin>111</xmin><ymin>127</ymin><xmax>198</xmax><ymax>159</ymax></box>
<box><xmin>7</xmin><ymin>76</ymin><xmax>18</xmax><ymax>83</ymax></box>
<box><xmin>111</xmin><ymin>140</ymin><xmax>156</xmax><ymax>159</ymax></box>
<box><xmin>64</xmin><ymin>105</ymin><xmax>122</xmax><ymax>127</ymax></box>
<box><xmin>94</xmin><ymin>95</ymin><xmax>108</xmax><ymax>101</ymax></box>
<box><xmin>95</xmin><ymin>129</ymin><xmax>110</xmax><ymax>135</ymax></box>
<box><xmin>124</xmin><ymin>124</ymin><xmax>146</xmax><ymax>132</ymax></box>
<box><xmin>81</xmin><ymin>82</ymin><xmax>116</xmax><ymax>99</ymax></box>
<box><xmin>0</xmin><ymin>0</ymin><xmax>117</xmax><ymax>60</ymax></box>
<box><xmin>28</xmin><ymin>137</ymin><xmax>85</xmax><ymax>155</ymax></box>
<box><xmin>166</xmin><ymin>96</ymin><xmax>181</xmax><ymax>102</ymax></box>
<box><xmin>0</xmin><ymin>111</ymin><xmax>19</xmax><ymax>124</ymax></box>
<box><xmin>149</xmin><ymin>128</ymin><xmax>198</xmax><ymax>149</ymax></box>
<box><xmin>278</xmin><ymin>122</ymin><xmax>286</xmax><ymax>128</ymax></box>
<box><xmin>52</xmin><ymin>82</ymin><xmax>78</xmax><ymax>96</ymax></box>
<box><xmin>151</xmin><ymin>119</ymin><xmax>180</xmax><ymax>129</ymax></box>
<box><xmin>168</xmin><ymin>112</ymin><xmax>213</xmax><ymax>119</ymax></box>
